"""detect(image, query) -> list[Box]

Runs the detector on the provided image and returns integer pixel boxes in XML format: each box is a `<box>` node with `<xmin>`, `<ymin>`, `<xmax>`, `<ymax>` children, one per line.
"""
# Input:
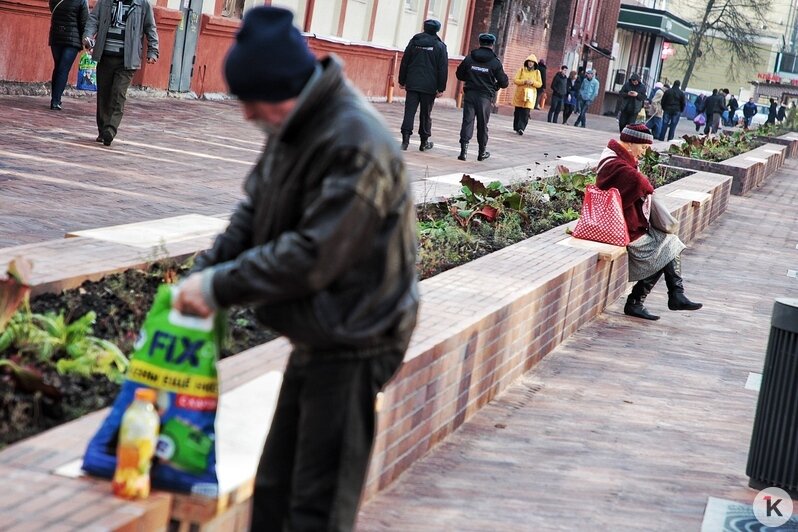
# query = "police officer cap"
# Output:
<box><xmin>479</xmin><ymin>33</ymin><xmax>496</xmax><ymax>45</ymax></box>
<box><xmin>424</xmin><ymin>19</ymin><xmax>441</xmax><ymax>33</ymax></box>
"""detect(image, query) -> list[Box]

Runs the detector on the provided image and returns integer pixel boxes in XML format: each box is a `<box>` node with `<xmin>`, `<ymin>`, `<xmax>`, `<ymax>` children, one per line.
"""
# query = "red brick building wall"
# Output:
<box><xmin>495</xmin><ymin>0</ymin><xmax>554</xmax><ymax>106</ymax></box>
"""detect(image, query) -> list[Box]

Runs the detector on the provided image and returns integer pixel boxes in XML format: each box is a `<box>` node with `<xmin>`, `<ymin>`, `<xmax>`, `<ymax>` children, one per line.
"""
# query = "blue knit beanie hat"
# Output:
<box><xmin>224</xmin><ymin>7</ymin><xmax>317</xmax><ymax>102</ymax></box>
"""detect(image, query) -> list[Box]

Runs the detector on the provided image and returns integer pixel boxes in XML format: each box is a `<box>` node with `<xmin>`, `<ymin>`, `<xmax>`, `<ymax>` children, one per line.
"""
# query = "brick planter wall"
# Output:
<box><xmin>361</xmin><ymin>169</ymin><xmax>734</xmax><ymax>499</ymax></box>
<box><xmin>754</xmin><ymin>133</ymin><xmax>798</xmax><ymax>159</ymax></box>
<box><xmin>667</xmin><ymin>144</ymin><xmax>786</xmax><ymax>196</ymax></box>
<box><xmin>0</xmin><ymin>170</ymin><xmax>734</xmax><ymax>530</ymax></box>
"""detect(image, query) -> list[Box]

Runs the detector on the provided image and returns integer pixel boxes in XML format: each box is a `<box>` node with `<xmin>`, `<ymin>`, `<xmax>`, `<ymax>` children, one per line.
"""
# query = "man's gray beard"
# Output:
<box><xmin>255</xmin><ymin>120</ymin><xmax>280</xmax><ymax>136</ymax></box>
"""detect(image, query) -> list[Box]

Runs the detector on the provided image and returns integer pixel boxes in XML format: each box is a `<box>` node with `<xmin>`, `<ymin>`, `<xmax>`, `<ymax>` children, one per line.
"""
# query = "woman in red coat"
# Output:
<box><xmin>596</xmin><ymin>123</ymin><xmax>702</xmax><ymax>320</ymax></box>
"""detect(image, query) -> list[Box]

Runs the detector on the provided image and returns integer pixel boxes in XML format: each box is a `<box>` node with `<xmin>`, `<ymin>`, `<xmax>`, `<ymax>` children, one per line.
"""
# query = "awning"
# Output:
<box><xmin>617</xmin><ymin>4</ymin><xmax>692</xmax><ymax>45</ymax></box>
<box><xmin>584</xmin><ymin>42</ymin><xmax>614</xmax><ymax>60</ymax></box>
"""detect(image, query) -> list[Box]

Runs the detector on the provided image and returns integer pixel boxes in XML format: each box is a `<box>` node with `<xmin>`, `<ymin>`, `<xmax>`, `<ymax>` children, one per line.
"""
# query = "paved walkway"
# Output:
<box><xmin>356</xmin><ymin>160</ymin><xmax>798</xmax><ymax>530</ymax></box>
<box><xmin>0</xmin><ymin>94</ymin><xmax>699</xmax><ymax>248</ymax></box>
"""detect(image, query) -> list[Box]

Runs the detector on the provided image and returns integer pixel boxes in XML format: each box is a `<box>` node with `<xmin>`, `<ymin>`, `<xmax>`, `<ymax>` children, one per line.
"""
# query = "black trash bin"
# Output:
<box><xmin>747</xmin><ymin>298</ymin><xmax>798</xmax><ymax>494</ymax></box>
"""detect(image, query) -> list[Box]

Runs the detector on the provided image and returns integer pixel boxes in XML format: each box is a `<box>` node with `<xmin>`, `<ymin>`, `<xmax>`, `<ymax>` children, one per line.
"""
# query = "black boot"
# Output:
<box><xmin>624</xmin><ymin>272</ymin><xmax>662</xmax><ymax>320</ymax></box>
<box><xmin>419</xmin><ymin>138</ymin><xmax>434</xmax><ymax>151</ymax></box>
<box><xmin>457</xmin><ymin>142</ymin><xmax>468</xmax><ymax>161</ymax></box>
<box><xmin>401</xmin><ymin>133</ymin><xmax>410</xmax><ymax>151</ymax></box>
<box><xmin>664</xmin><ymin>256</ymin><xmax>702</xmax><ymax>311</ymax></box>
<box><xmin>477</xmin><ymin>146</ymin><xmax>490</xmax><ymax>161</ymax></box>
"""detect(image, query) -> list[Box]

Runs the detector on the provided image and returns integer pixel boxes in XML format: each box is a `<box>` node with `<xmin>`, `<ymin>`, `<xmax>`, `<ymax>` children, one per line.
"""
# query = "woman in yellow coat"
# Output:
<box><xmin>512</xmin><ymin>53</ymin><xmax>543</xmax><ymax>135</ymax></box>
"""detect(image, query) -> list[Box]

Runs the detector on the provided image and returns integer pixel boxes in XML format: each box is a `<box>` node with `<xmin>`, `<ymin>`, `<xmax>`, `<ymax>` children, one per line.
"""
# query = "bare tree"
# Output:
<box><xmin>677</xmin><ymin>0</ymin><xmax>771</xmax><ymax>90</ymax></box>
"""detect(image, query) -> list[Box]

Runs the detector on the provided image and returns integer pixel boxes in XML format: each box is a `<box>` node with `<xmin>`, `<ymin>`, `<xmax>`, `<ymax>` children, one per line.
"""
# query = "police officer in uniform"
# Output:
<box><xmin>455</xmin><ymin>33</ymin><xmax>509</xmax><ymax>161</ymax></box>
<box><xmin>398</xmin><ymin>19</ymin><xmax>448</xmax><ymax>152</ymax></box>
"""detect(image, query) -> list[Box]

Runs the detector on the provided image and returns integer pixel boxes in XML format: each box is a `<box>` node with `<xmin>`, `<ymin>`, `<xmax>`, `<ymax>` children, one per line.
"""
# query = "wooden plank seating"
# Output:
<box><xmin>0</xmin><ymin>215</ymin><xmax>229</xmax><ymax>296</ymax></box>
<box><xmin>0</xmin><ymin>170</ymin><xmax>736</xmax><ymax>531</ymax></box>
<box><xmin>667</xmin><ymin>143</ymin><xmax>786</xmax><ymax>196</ymax></box>
<box><xmin>556</xmin><ymin>237</ymin><xmax>626</xmax><ymax>262</ymax></box>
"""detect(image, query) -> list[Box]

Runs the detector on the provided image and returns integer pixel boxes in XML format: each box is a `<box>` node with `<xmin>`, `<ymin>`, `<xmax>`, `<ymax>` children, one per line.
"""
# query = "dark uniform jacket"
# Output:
<box><xmin>455</xmin><ymin>46</ymin><xmax>509</xmax><ymax>98</ymax></box>
<box><xmin>50</xmin><ymin>0</ymin><xmax>89</xmax><ymax>48</ymax></box>
<box><xmin>398</xmin><ymin>31</ymin><xmax>448</xmax><ymax>94</ymax></box>
<box><xmin>194</xmin><ymin>56</ymin><xmax>419</xmax><ymax>354</ymax></box>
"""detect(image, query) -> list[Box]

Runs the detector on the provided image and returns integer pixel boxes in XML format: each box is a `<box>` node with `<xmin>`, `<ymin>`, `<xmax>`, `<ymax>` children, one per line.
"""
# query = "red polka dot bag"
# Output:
<box><xmin>572</xmin><ymin>184</ymin><xmax>630</xmax><ymax>246</ymax></box>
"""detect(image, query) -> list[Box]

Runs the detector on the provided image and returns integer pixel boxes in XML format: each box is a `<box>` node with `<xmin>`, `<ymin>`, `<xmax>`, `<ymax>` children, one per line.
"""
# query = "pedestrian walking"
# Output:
<box><xmin>659</xmin><ymin>80</ymin><xmax>685</xmax><ymax>141</ymax></box>
<box><xmin>82</xmin><ymin>0</ymin><xmax>159</xmax><ymax>146</ymax></box>
<box><xmin>742</xmin><ymin>97</ymin><xmax>757</xmax><ymax>129</ymax></box>
<box><xmin>49</xmin><ymin>0</ymin><xmax>88</xmax><ymax>110</ymax></box>
<box><xmin>573</xmin><ymin>69</ymin><xmax>598</xmax><ymax>128</ymax></box>
<box><xmin>778</xmin><ymin>101</ymin><xmax>788</xmax><ymax>123</ymax></box>
<box><xmin>694</xmin><ymin>94</ymin><xmax>707</xmax><ymax>132</ymax></box>
<box><xmin>562</xmin><ymin>70</ymin><xmax>579</xmax><ymax>125</ymax></box>
<box><xmin>455</xmin><ymin>33</ymin><xmax>509</xmax><ymax>162</ymax></box>
<box><xmin>596</xmin><ymin>123</ymin><xmax>703</xmax><ymax>321</ymax></box>
<box><xmin>618</xmin><ymin>73</ymin><xmax>646</xmax><ymax>132</ymax></box>
<box><xmin>728</xmin><ymin>94</ymin><xmax>739</xmax><ymax>126</ymax></box>
<box><xmin>173</xmin><ymin>8</ymin><xmax>419</xmax><ymax>531</ymax></box>
<box><xmin>511</xmin><ymin>53</ymin><xmax>542</xmax><ymax>135</ymax></box>
<box><xmin>547</xmin><ymin>65</ymin><xmax>568</xmax><ymax>124</ymax></box>
<box><xmin>398</xmin><ymin>18</ymin><xmax>448</xmax><ymax>152</ymax></box>
<box><xmin>535</xmin><ymin>59</ymin><xmax>547</xmax><ymax>110</ymax></box>
<box><xmin>645</xmin><ymin>82</ymin><xmax>664</xmax><ymax>140</ymax></box>
<box><xmin>703</xmin><ymin>89</ymin><xmax>724</xmax><ymax>134</ymax></box>
<box><xmin>766</xmin><ymin>98</ymin><xmax>778</xmax><ymax>125</ymax></box>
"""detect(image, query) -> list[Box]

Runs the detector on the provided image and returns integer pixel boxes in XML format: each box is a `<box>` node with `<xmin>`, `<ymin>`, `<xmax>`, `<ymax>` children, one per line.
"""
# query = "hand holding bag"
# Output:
<box><xmin>572</xmin><ymin>184</ymin><xmax>630</xmax><ymax>246</ymax></box>
<box><xmin>648</xmin><ymin>194</ymin><xmax>679</xmax><ymax>234</ymax></box>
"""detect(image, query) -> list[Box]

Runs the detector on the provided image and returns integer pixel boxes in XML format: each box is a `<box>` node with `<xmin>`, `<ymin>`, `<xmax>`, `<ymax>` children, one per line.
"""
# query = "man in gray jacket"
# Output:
<box><xmin>174</xmin><ymin>7</ymin><xmax>419</xmax><ymax>531</ymax></box>
<box><xmin>83</xmin><ymin>0</ymin><xmax>158</xmax><ymax>146</ymax></box>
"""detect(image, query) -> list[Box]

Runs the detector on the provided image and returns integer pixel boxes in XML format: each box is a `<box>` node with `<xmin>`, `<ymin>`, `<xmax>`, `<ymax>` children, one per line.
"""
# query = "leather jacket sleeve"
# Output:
<box><xmin>209</xmin><ymin>151</ymin><xmax>387</xmax><ymax>308</ymax></box>
<box><xmin>192</xmin><ymin>196</ymin><xmax>254</xmax><ymax>273</ymax></box>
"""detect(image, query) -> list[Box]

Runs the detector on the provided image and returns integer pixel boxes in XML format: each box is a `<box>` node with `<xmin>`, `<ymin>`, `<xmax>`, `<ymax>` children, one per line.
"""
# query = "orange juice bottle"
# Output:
<box><xmin>112</xmin><ymin>387</ymin><xmax>160</xmax><ymax>499</ymax></box>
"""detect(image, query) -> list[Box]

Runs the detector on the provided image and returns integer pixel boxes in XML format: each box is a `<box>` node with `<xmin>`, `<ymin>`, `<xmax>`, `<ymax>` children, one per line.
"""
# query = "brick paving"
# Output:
<box><xmin>0</xmin><ymin>93</ymin><xmax>699</xmax><ymax>248</ymax></box>
<box><xmin>357</xmin><ymin>161</ymin><xmax>798</xmax><ymax>531</ymax></box>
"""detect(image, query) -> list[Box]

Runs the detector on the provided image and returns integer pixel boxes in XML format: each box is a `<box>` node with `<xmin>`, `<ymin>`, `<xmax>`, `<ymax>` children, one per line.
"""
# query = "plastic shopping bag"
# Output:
<box><xmin>82</xmin><ymin>284</ymin><xmax>225</xmax><ymax>496</ymax></box>
<box><xmin>572</xmin><ymin>184</ymin><xmax>630</xmax><ymax>246</ymax></box>
<box><xmin>77</xmin><ymin>52</ymin><xmax>97</xmax><ymax>91</ymax></box>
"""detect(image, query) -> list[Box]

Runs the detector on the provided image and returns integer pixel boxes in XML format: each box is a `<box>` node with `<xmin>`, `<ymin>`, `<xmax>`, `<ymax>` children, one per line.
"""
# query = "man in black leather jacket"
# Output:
<box><xmin>455</xmin><ymin>32</ymin><xmax>509</xmax><ymax>162</ymax></box>
<box><xmin>174</xmin><ymin>7</ymin><xmax>419</xmax><ymax>531</ymax></box>
<box><xmin>398</xmin><ymin>18</ymin><xmax>448</xmax><ymax>152</ymax></box>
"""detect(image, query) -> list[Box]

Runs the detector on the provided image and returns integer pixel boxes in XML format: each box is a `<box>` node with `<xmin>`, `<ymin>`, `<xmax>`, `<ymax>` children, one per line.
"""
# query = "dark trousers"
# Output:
<box><xmin>645</xmin><ymin>116</ymin><xmax>662</xmax><ymax>140</ymax></box>
<box><xmin>50</xmin><ymin>45</ymin><xmax>81</xmax><ymax>106</ymax></box>
<box><xmin>96</xmin><ymin>55</ymin><xmax>135</xmax><ymax>140</ymax></box>
<box><xmin>250</xmin><ymin>348</ymin><xmax>404</xmax><ymax>532</ymax></box>
<box><xmin>547</xmin><ymin>94</ymin><xmax>564</xmax><ymax>123</ymax></box>
<box><xmin>401</xmin><ymin>91</ymin><xmax>436</xmax><ymax>140</ymax></box>
<box><xmin>618</xmin><ymin>111</ymin><xmax>639</xmax><ymax>132</ymax></box>
<box><xmin>574</xmin><ymin>97</ymin><xmax>589</xmax><ymax>127</ymax></box>
<box><xmin>660</xmin><ymin>112</ymin><xmax>681</xmax><ymax>141</ymax></box>
<box><xmin>459</xmin><ymin>91</ymin><xmax>492</xmax><ymax>148</ymax></box>
<box><xmin>562</xmin><ymin>103</ymin><xmax>575</xmax><ymax>124</ymax></box>
<box><xmin>513</xmin><ymin>106</ymin><xmax>530</xmax><ymax>132</ymax></box>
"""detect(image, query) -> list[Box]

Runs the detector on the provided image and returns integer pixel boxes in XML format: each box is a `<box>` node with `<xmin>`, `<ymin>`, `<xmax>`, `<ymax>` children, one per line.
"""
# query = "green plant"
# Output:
<box><xmin>668</xmin><ymin>132</ymin><xmax>759</xmax><ymax>162</ymax></box>
<box><xmin>451</xmin><ymin>175</ymin><xmax>523</xmax><ymax>227</ymax></box>
<box><xmin>526</xmin><ymin>166</ymin><xmax>596</xmax><ymax>204</ymax></box>
<box><xmin>1</xmin><ymin>308</ymin><xmax>128</xmax><ymax>383</ymax></box>
<box><xmin>550</xmin><ymin>207</ymin><xmax>580</xmax><ymax>223</ymax></box>
<box><xmin>755</xmin><ymin>122</ymin><xmax>789</xmax><ymax>138</ymax></box>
